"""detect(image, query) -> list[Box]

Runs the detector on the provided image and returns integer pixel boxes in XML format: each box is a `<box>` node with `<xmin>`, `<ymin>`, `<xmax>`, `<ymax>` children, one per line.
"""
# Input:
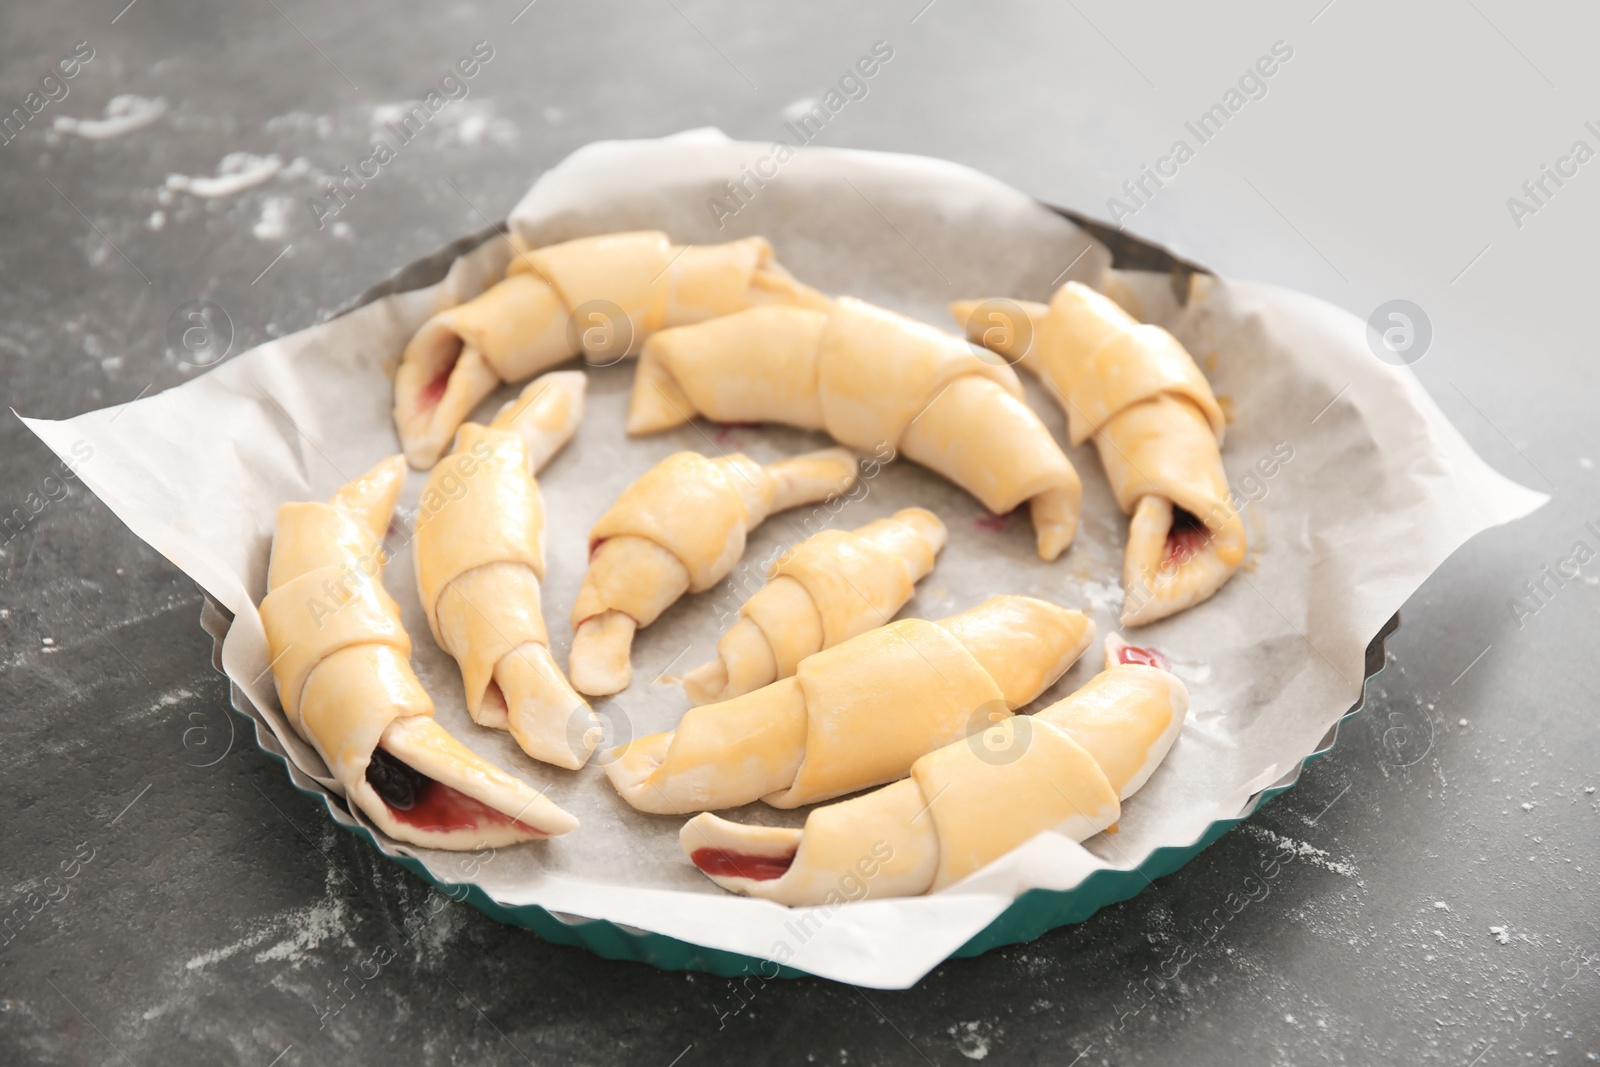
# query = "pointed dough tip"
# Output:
<box><xmin>569</xmin><ymin>613</ymin><xmax>637</xmax><ymax>696</ymax></box>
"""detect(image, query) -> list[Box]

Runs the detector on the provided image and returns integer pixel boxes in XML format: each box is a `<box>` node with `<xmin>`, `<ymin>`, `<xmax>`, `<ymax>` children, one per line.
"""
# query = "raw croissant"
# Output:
<box><xmin>953</xmin><ymin>283</ymin><xmax>1244</xmax><ymax>625</ymax></box>
<box><xmin>604</xmin><ymin>595</ymin><xmax>1094</xmax><ymax>814</ymax></box>
<box><xmin>569</xmin><ymin>448</ymin><xmax>860</xmax><ymax>697</ymax></box>
<box><xmin>258</xmin><ymin>456</ymin><xmax>578</xmax><ymax>849</ymax></box>
<box><xmin>626</xmin><ymin>296</ymin><xmax>1084</xmax><ymax>560</ymax></box>
<box><xmin>679</xmin><ymin>507</ymin><xmax>948</xmax><ymax>707</ymax></box>
<box><xmin>395</xmin><ymin>230</ymin><xmax>827</xmax><ymax>468</ymax></box>
<box><xmin>681</xmin><ymin>644</ymin><xmax>1185</xmax><ymax>904</ymax></box>
<box><xmin>414</xmin><ymin>371</ymin><xmax>597</xmax><ymax>770</ymax></box>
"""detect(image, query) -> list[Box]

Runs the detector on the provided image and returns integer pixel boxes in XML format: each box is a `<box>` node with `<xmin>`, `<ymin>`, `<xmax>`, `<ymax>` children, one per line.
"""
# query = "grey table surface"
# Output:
<box><xmin>2</xmin><ymin>2</ymin><xmax>1596</xmax><ymax>1065</ymax></box>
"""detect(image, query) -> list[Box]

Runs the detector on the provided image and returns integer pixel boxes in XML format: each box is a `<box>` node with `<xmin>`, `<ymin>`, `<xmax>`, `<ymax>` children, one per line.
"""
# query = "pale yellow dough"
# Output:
<box><xmin>394</xmin><ymin>230</ymin><xmax>828</xmax><ymax>468</ymax></box>
<box><xmin>952</xmin><ymin>282</ymin><xmax>1246</xmax><ymax>625</ymax></box>
<box><xmin>258</xmin><ymin>456</ymin><xmax>577</xmax><ymax>850</ymax></box>
<box><xmin>413</xmin><ymin>372</ymin><xmax>598</xmax><ymax>770</ymax></box>
<box><xmin>682</xmin><ymin>659</ymin><xmax>1186</xmax><ymax>904</ymax></box>
<box><xmin>604</xmin><ymin>595</ymin><xmax>1095</xmax><ymax>814</ymax></box>
<box><xmin>569</xmin><ymin>448</ymin><xmax>860</xmax><ymax>697</ymax></box>
<box><xmin>627</xmin><ymin>297</ymin><xmax>1084</xmax><ymax>561</ymax></box>
<box><xmin>679</xmin><ymin>507</ymin><xmax>948</xmax><ymax>707</ymax></box>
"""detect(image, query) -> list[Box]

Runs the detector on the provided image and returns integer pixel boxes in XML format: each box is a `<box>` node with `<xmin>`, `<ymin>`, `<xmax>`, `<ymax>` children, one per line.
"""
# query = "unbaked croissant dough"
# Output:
<box><xmin>414</xmin><ymin>371</ymin><xmax>598</xmax><ymax>770</ymax></box>
<box><xmin>953</xmin><ymin>282</ymin><xmax>1245</xmax><ymax>624</ymax></box>
<box><xmin>258</xmin><ymin>456</ymin><xmax>578</xmax><ymax>849</ymax></box>
<box><xmin>679</xmin><ymin>507</ymin><xmax>948</xmax><ymax>707</ymax></box>
<box><xmin>625</xmin><ymin>296</ymin><xmax>1084</xmax><ymax>560</ymax></box>
<box><xmin>569</xmin><ymin>447</ymin><xmax>860</xmax><ymax>697</ymax></box>
<box><xmin>394</xmin><ymin>231</ymin><xmax>828</xmax><ymax>468</ymax></box>
<box><xmin>605</xmin><ymin>595</ymin><xmax>1094</xmax><ymax>814</ymax></box>
<box><xmin>681</xmin><ymin>647</ymin><xmax>1186</xmax><ymax>904</ymax></box>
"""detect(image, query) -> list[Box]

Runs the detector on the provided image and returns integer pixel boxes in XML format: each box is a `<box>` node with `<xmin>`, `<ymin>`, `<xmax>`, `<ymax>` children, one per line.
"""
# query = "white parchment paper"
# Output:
<box><xmin>20</xmin><ymin>130</ymin><xmax>1545</xmax><ymax>988</ymax></box>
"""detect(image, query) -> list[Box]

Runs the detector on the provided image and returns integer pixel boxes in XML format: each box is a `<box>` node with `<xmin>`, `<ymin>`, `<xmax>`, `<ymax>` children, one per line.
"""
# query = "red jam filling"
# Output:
<box><xmin>690</xmin><ymin>847</ymin><xmax>796</xmax><ymax>882</ymax></box>
<box><xmin>418</xmin><ymin>339</ymin><xmax>462</xmax><ymax>409</ymax></box>
<box><xmin>974</xmin><ymin>510</ymin><xmax>1011</xmax><ymax>533</ymax></box>
<box><xmin>366</xmin><ymin>748</ymin><xmax>544</xmax><ymax>837</ymax></box>
<box><xmin>1113</xmin><ymin>643</ymin><xmax>1170</xmax><ymax>671</ymax></box>
<box><xmin>714</xmin><ymin>421</ymin><xmax>763</xmax><ymax>445</ymax></box>
<box><xmin>1164</xmin><ymin>507</ymin><xmax>1209</xmax><ymax>565</ymax></box>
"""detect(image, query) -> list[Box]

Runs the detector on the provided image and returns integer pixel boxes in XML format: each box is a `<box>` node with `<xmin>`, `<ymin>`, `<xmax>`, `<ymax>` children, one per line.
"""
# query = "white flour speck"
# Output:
<box><xmin>54</xmin><ymin>95</ymin><xmax>167</xmax><ymax>140</ymax></box>
<box><xmin>782</xmin><ymin>97</ymin><xmax>819</xmax><ymax>122</ymax></box>
<box><xmin>253</xmin><ymin>196</ymin><xmax>294</xmax><ymax>241</ymax></box>
<box><xmin>1080</xmin><ymin>579</ymin><xmax>1125</xmax><ymax>616</ymax></box>
<box><xmin>166</xmin><ymin>152</ymin><xmax>282</xmax><ymax>198</ymax></box>
<box><xmin>146</xmin><ymin>210</ymin><xmax>165</xmax><ymax>231</ymax></box>
<box><xmin>949</xmin><ymin>1021</ymin><xmax>991</xmax><ymax>1060</ymax></box>
<box><xmin>278</xmin><ymin>156</ymin><xmax>312</xmax><ymax>181</ymax></box>
<box><xmin>1433</xmin><ymin>901</ymin><xmax>1450</xmax><ymax>912</ymax></box>
<box><xmin>1489</xmin><ymin>926</ymin><xmax>1512</xmax><ymax>945</ymax></box>
<box><xmin>457</xmin><ymin>112</ymin><xmax>488</xmax><ymax>144</ymax></box>
<box><xmin>444</xmin><ymin>103</ymin><xmax>516</xmax><ymax>146</ymax></box>
<box><xmin>371</xmin><ymin>102</ymin><xmax>408</xmax><ymax>127</ymax></box>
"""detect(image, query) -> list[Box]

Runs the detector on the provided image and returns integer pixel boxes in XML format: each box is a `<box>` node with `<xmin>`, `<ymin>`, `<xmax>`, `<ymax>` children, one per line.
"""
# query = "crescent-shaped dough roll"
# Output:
<box><xmin>394</xmin><ymin>231</ymin><xmax>828</xmax><ymax>468</ymax></box>
<box><xmin>604</xmin><ymin>595</ymin><xmax>1094</xmax><ymax>814</ymax></box>
<box><xmin>681</xmin><ymin>656</ymin><xmax>1186</xmax><ymax>904</ymax></box>
<box><xmin>258</xmin><ymin>456</ymin><xmax>578</xmax><ymax>849</ymax></box>
<box><xmin>952</xmin><ymin>283</ymin><xmax>1245</xmax><ymax>625</ymax></box>
<box><xmin>569</xmin><ymin>447</ymin><xmax>860</xmax><ymax>697</ymax></box>
<box><xmin>679</xmin><ymin>507</ymin><xmax>948</xmax><ymax>707</ymax></box>
<box><xmin>626</xmin><ymin>296</ymin><xmax>1084</xmax><ymax>561</ymax></box>
<box><xmin>414</xmin><ymin>371</ymin><xmax>599</xmax><ymax>770</ymax></box>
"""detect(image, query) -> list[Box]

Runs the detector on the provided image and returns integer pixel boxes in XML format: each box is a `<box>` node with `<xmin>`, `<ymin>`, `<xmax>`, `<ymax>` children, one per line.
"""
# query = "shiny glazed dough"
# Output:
<box><xmin>626</xmin><ymin>297</ymin><xmax>1084</xmax><ymax>561</ymax></box>
<box><xmin>258</xmin><ymin>455</ymin><xmax>578</xmax><ymax>850</ymax></box>
<box><xmin>681</xmin><ymin>660</ymin><xmax>1186</xmax><ymax>905</ymax></box>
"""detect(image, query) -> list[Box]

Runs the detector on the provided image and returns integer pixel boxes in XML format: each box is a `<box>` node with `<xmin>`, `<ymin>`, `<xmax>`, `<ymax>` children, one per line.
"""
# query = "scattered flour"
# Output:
<box><xmin>54</xmin><ymin>95</ymin><xmax>167</xmax><ymax>140</ymax></box>
<box><xmin>1242</xmin><ymin>825</ymin><xmax>1360</xmax><ymax>879</ymax></box>
<box><xmin>185</xmin><ymin>890</ymin><xmax>351</xmax><ymax>971</ymax></box>
<box><xmin>253</xmin><ymin>196</ymin><xmax>295</xmax><ymax>241</ymax></box>
<box><xmin>949</xmin><ymin>1021</ymin><xmax>992</xmax><ymax>1060</ymax></box>
<box><xmin>146</xmin><ymin>210</ymin><xmax>165</xmax><ymax>231</ymax></box>
<box><xmin>1080</xmin><ymin>578</ymin><xmax>1125</xmax><ymax>617</ymax></box>
<box><xmin>1433</xmin><ymin>901</ymin><xmax>1450</xmax><ymax>912</ymax></box>
<box><xmin>457</xmin><ymin>112</ymin><xmax>490</xmax><ymax>144</ymax></box>
<box><xmin>1489</xmin><ymin>926</ymin><xmax>1512</xmax><ymax>945</ymax></box>
<box><xmin>782</xmin><ymin>97</ymin><xmax>819</xmax><ymax>122</ymax></box>
<box><xmin>370</xmin><ymin>102</ymin><xmax>409</xmax><ymax>127</ymax></box>
<box><xmin>166</xmin><ymin>152</ymin><xmax>282</xmax><ymax>198</ymax></box>
<box><xmin>252</xmin><ymin>898</ymin><xmax>350</xmax><ymax>963</ymax></box>
<box><xmin>442</xmin><ymin>103</ymin><xmax>516</xmax><ymax>146</ymax></box>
